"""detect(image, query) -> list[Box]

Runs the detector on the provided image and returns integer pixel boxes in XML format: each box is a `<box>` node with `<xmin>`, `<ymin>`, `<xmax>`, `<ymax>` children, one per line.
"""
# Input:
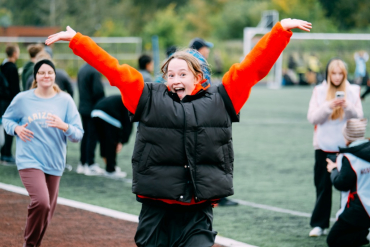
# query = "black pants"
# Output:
<box><xmin>310</xmin><ymin>149</ymin><xmax>333</xmax><ymax>228</ymax></box>
<box><xmin>135</xmin><ymin>203</ymin><xmax>217</xmax><ymax>247</ymax></box>
<box><xmin>80</xmin><ymin>115</ymin><xmax>98</xmax><ymax>165</ymax></box>
<box><xmin>361</xmin><ymin>86</ymin><xmax>370</xmax><ymax>99</ymax></box>
<box><xmin>93</xmin><ymin>117</ymin><xmax>119</xmax><ymax>172</ymax></box>
<box><xmin>327</xmin><ymin>218</ymin><xmax>369</xmax><ymax>247</ymax></box>
<box><xmin>1</xmin><ymin>129</ymin><xmax>13</xmax><ymax>157</ymax></box>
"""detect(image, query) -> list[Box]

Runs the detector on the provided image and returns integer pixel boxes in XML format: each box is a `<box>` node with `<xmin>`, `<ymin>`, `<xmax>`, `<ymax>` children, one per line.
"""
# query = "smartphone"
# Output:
<box><xmin>327</xmin><ymin>153</ymin><xmax>337</xmax><ymax>162</ymax></box>
<box><xmin>335</xmin><ymin>91</ymin><xmax>345</xmax><ymax>99</ymax></box>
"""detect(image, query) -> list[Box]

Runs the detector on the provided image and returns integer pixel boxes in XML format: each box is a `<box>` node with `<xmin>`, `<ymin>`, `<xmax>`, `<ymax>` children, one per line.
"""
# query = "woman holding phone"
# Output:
<box><xmin>307</xmin><ymin>58</ymin><xmax>363</xmax><ymax>237</ymax></box>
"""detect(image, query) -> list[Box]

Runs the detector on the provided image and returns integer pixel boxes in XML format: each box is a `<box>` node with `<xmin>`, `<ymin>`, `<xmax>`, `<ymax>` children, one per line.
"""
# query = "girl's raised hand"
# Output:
<box><xmin>45</xmin><ymin>26</ymin><xmax>77</xmax><ymax>46</ymax></box>
<box><xmin>281</xmin><ymin>18</ymin><xmax>312</xmax><ymax>32</ymax></box>
<box><xmin>15</xmin><ymin>123</ymin><xmax>34</xmax><ymax>142</ymax></box>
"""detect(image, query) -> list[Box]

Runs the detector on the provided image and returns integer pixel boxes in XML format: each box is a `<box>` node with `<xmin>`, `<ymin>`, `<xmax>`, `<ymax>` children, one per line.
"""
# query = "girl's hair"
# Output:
<box><xmin>325</xmin><ymin>59</ymin><xmax>347</xmax><ymax>120</ymax></box>
<box><xmin>161</xmin><ymin>49</ymin><xmax>211</xmax><ymax>83</ymax></box>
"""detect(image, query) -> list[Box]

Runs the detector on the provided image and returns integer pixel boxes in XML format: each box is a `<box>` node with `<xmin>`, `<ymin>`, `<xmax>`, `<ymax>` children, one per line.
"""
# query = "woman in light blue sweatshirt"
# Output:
<box><xmin>2</xmin><ymin>59</ymin><xmax>83</xmax><ymax>247</ymax></box>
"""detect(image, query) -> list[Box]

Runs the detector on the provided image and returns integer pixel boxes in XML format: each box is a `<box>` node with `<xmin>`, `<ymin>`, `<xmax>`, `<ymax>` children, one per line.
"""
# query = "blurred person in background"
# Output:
<box><xmin>354</xmin><ymin>51</ymin><xmax>369</xmax><ymax>86</ymax></box>
<box><xmin>1</xmin><ymin>44</ymin><xmax>20</xmax><ymax>164</ymax></box>
<box><xmin>25</xmin><ymin>51</ymin><xmax>74</xmax><ymax>98</ymax></box>
<box><xmin>22</xmin><ymin>44</ymin><xmax>44</xmax><ymax>91</ymax></box>
<box><xmin>138</xmin><ymin>54</ymin><xmax>154</xmax><ymax>83</ymax></box>
<box><xmin>326</xmin><ymin>118</ymin><xmax>370</xmax><ymax>247</ymax></box>
<box><xmin>46</xmin><ymin>18</ymin><xmax>311</xmax><ymax>246</ymax></box>
<box><xmin>75</xmin><ymin>63</ymin><xmax>105</xmax><ymax>176</ymax></box>
<box><xmin>0</xmin><ymin>71</ymin><xmax>9</xmax><ymax>152</ymax></box>
<box><xmin>91</xmin><ymin>95</ymin><xmax>133</xmax><ymax>178</ymax></box>
<box><xmin>361</xmin><ymin>81</ymin><xmax>370</xmax><ymax>100</ymax></box>
<box><xmin>2</xmin><ymin>59</ymin><xmax>83</xmax><ymax>247</ymax></box>
<box><xmin>189</xmin><ymin>37</ymin><xmax>213</xmax><ymax>60</ymax></box>
<box><xmin>306</xmin><ymin>53</ymin><xmax>321</xmax><ymax>85</ymax></box>
<box><xmin>154</xmin><ymin>46</ymin><xmax>178</xmax><ymax>84</ymax></box>
<box><xmin>307</xmin><ymin>58</ymin><xmax>363</xmax><ymax>237</ymax></box>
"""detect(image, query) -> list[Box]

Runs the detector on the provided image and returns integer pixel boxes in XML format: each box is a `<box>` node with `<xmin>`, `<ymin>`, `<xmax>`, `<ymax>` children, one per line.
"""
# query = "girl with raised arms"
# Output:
<box><xmin>46</xmin><ymin>19</ymin><xmax>311</xmax><ymax>246</ymax></box>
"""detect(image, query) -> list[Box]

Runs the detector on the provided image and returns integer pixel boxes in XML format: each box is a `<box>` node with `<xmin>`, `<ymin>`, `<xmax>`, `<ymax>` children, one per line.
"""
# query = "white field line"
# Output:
<box><xmin>232</xmin><ymin>199</ymin><xmax>336</xmax><ymax>222</ymax></box>
<box><xmin>0</xmin><ymin>182</ymin><xmax>256</xmax><ymax>247</ymax></box>
<box><xmin>240</xmin><ymin>119</ymin><xmax>308</xmax><ymax>125</ymax></box>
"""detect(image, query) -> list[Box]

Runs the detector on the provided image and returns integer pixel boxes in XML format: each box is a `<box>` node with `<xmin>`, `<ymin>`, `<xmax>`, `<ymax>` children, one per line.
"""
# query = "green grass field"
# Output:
<box><xmin>1</xmin><ymin>84</ymin><xmax>370</xmax><ymax>247</ymax></box>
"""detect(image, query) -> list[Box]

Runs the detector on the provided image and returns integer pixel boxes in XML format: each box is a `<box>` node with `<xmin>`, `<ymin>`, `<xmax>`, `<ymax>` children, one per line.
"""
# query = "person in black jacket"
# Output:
<box><xmin>1</xmin><ymin>44</ymin><xmax>20</xmax><ymax>164</ymax></box>
<box><xmin>91</xmin><ymin>95</ymin><xmax>132</xmax><ymax>178</ymax></box>
<box><xmin>326</xmin><ymin>118</ymin><xmax>370</xmax><ymax>247</ymax></box>
<box><xmin>45</xmin><ymin>19</ymin><xmax>311</xmax><ymax>247</ymax></box>
<box><xmin>76</xmin><ymin>63</ymin><xmax>105</xmax><ymax>175</ymax></box>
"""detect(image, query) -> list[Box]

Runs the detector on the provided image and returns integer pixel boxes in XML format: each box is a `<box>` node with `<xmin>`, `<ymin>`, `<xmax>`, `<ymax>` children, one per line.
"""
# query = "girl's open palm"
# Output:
<box><xmin>281</xmin><ymin>18</ymin><xmax>312</xmax><ymax>32</ymax></box>
<box><xmin>45</xmin><ymin>26</ymin><xmax>77</xmax><ymax>46</ymax></box>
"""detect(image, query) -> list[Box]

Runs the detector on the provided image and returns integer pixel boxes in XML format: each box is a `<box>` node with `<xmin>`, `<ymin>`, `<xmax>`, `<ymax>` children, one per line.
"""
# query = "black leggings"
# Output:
<box><xmin>93</xmin><ymin>117</ymin><xmax>120</xmax><ymax>172</ymax></box>
<box><xmin>310</xmin><ymin>149</ymin><xmax>334</xmax><ymax>228</ymax></box>
<box><xmin>135</xmin><ymin>203</ymin><xmax>217</xmax><ymax>247</ymax></box>
<box><xmin>80</xmin><ymin>115</ymin><xmax>98</xmax><ymax>165</ymax></box>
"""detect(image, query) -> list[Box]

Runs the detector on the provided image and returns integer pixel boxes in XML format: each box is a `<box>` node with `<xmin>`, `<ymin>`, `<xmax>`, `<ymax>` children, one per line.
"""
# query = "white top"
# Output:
<box><xmin>307</xmin><ymin>81</ymin><xmax>363</xmax><ymax>151</ymax></box>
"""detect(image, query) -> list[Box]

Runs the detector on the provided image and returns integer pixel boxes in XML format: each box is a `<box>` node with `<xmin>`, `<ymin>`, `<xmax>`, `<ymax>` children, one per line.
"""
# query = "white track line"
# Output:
<box><xmin>232</xmin><ymin>199</ymin><xmax>336</xmax><ymax>222</ymax></box>
<box><xmin>0</xmin><ymin>182</ymin><xmax>256</xmax><ymax>247</ymax></box>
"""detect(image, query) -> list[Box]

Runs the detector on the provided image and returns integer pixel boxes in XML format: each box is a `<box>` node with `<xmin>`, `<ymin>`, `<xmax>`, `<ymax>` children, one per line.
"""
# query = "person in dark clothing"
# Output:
<box><xmin>91</xmin><ymin>95</ymin><xmax>132</xmax><ymax>178</ymax></box>
<box><xmin>46</xmin><ymin>19</ymin><xmax>311</xmax><ymax>246</ymax></box>
<box><xmin>326</xmin><ymin>118</ymin><xmax>370</xmax><ymax>247</ymax></box>
<box><xmin>76</xmin><ymin>63</ymin><xmax>105</xmax><ymax>176</ymax></box>
<box><xmin>189</xmin><ymin>37</ymin><xmax>213</xmax><ymax>59</ymax></box>
<box><xmin>22</xmin><ymin>44</ymin><xmax>44</xmax><ymax>91</ymax></box>
<box><xmin>25</xmin><ymin>51</ymin><xmax>74</xmax><ymax>98</ymax></box>
<box><xmin>1</xmin><ymin>44</ymin><xmax>20</xmax><ymax>164</ymax></box>
<box><xmin>361</xmin><ymin>79</ymin><xmax>370</xmax><ymax>100</ymax></box>
<box><xmin>138</xmin><ymin>54</ymin><xmax>153</xmax><ymax>83</ymax></box>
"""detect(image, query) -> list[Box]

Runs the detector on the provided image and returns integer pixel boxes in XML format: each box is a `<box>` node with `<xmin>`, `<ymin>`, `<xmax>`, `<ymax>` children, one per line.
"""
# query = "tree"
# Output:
<box><xmin>271</xmin><ymin>0</ymin><xmax>337</xmax><ymax>32</ymax></box>
<box><xmin>142</xmin><ymin>4</ymin><xmax>185</xmax><ymax>49</ymax></box>
<box><xmin>319</xmin><ymin>0</ymin><xmax>370</xmax><ymax>30</ymax></box>
<box><xmin>213</xmin><ymin>0</ymin><xmax>269</xmax><ymax>39</ymax></box>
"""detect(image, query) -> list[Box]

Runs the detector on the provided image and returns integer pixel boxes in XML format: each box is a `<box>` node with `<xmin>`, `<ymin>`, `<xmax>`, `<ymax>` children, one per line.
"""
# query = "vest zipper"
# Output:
<box><xmin>180</xmin><ymin>102</ymin><xmax>199</xmax><ymax>202</ymax></box>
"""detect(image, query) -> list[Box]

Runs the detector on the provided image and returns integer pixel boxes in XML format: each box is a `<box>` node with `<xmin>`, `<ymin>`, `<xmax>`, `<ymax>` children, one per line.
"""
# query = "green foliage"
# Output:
<box><xmin>142</xmin><ymin>4</ymin><xmax>185</xmax><ymax>49</ymax></box>
<box><xmin>93</xmin><ymin>18</ymin><xmax>129</xmax><ymax>37</ymax></box>
<box><xmin>213</xmin><ymin>0</ymin><xmax>269</xmax><ymax>39</ymax></box>
<box><xmin>270</xmin><ymin>0</ymin><xmax>337</xmax><ymax>32</ymax></box>
<box><xmin>0</xmin><ymin>8</ymin><xmax>12</xmax><ymax>27</ymax></box>
<box><xmin>319</xmin><ymin>0</ymin><xmax>370</xmax><ymax>31</ymax></box>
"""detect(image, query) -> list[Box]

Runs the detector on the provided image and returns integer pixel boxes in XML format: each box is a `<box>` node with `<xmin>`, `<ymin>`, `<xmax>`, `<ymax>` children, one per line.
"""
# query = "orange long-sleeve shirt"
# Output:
<box><xmin>70</xmin><ymin>22</ymin><xmax>292</xmax><ymax>115</ymax></box>
<box><xmin>69</xmin><ymin>22</ymin><xmax>292</xmax><ymax>206</ymax></box>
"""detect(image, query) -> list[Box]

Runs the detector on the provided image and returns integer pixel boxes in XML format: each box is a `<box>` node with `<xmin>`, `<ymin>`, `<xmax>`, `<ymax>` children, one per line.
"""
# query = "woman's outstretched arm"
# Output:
<box><xmin>222</xmin><ymin>19</ymin><xmax>312</xmax><ymax>114</ymax></box>
<box><xmin>45</xmin><ymin>26</ymin><xmax>143</xmax><ymax>114</ymax></box>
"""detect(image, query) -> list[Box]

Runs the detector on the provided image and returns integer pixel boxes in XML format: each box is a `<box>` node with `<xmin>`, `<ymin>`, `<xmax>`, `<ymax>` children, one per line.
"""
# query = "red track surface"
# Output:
<box><xmin>0</xmin><ymin>189</ymin><xmax>223</xmax><ymax>247</ymax></box>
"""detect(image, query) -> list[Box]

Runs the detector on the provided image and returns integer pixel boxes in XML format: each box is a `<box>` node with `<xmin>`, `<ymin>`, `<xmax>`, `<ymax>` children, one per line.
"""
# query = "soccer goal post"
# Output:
<box><xmin>243</xmin><ymin>28</ymin><xmax>370</xmax><ymax>88</ymax></box>
<box><xmin>0</xmin><ymin>36</ymin><xmax>142</xmax><ymax>76</ymax></box>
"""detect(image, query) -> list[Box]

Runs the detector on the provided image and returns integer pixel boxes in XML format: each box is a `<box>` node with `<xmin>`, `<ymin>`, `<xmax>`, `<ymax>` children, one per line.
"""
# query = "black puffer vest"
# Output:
<box><xmin>130</xmin><ymin>83</ymin><xmax>239</xmax><ymax>202</ymax></box>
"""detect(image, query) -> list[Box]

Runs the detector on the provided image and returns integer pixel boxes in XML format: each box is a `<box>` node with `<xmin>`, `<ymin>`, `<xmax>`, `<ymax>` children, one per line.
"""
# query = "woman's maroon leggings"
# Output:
<box><xmin>19</xmin><ymin>168</ymin><xmax>61</xmax><ymax>247</ymax></box>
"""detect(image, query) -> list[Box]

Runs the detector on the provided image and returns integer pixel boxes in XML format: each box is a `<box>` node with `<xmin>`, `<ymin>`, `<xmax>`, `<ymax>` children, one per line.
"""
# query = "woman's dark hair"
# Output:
<box><xmin>138</xmin><ymin>54</ymin><xmax>152</xmax><ymax>70</ymax></box>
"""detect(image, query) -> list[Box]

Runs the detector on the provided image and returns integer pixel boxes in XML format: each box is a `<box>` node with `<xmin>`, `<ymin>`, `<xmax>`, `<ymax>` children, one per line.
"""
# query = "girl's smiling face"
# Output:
<box><xmin>36</xmin><ymin>64</ymin><xmax>56</xmax><ymax>89</ymax></box>
<box><xmin>167</xmin><ymin>58</ymin><xmax>202</xmax><ymax>100</ymax></box>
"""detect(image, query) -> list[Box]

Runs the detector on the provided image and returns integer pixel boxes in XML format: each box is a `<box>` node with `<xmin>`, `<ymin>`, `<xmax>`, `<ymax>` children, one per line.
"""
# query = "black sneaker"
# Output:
<box><xmin>218</xmin><ymin>197</ymin><xmax>238</xmax><ymax>206</ymax></box>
